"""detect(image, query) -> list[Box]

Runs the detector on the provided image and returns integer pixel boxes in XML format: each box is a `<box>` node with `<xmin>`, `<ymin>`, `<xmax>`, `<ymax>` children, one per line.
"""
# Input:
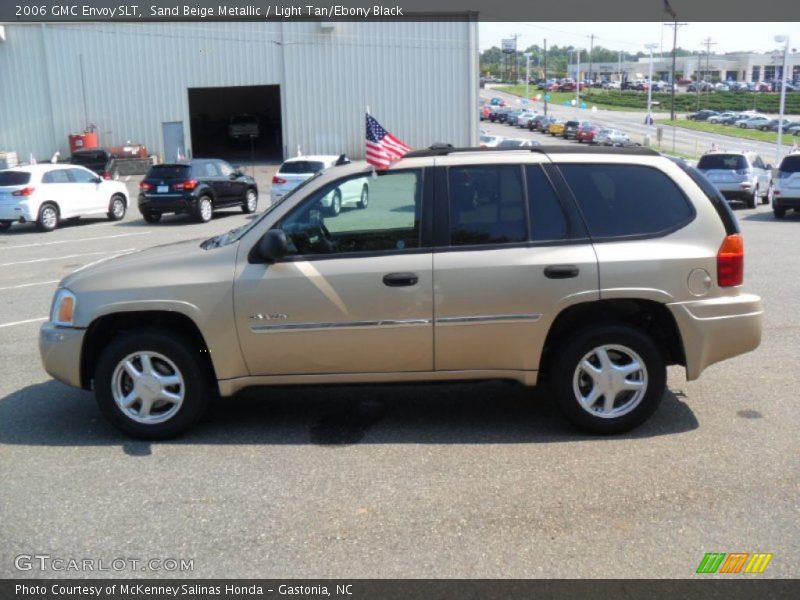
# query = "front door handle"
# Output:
<box><xmin>544</xmin><ymin>264</ymin><xmax>580</xmax><ymax>279</ymax></box>
<box><xmin>383</xmin><ymin>272</ymin><xmax>419</xmax><ymax>287</ymax></box>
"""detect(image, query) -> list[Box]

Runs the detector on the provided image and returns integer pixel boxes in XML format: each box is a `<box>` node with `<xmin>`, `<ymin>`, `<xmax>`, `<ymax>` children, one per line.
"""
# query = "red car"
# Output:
<box><xmin>559</xmin><ymin>82</ymin><xmax>576</xmax><ymax>92</ymax></box>
<box><xmin>576</xmin><ymin>124</ymin><xmax>599</xmax><ymax>143</ymax></box>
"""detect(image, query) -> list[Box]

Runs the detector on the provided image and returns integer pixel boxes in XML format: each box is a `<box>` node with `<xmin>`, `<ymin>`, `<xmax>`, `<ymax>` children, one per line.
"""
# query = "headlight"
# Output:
<box><xmin>51</xmin><ymin>288</ymin><xmax>76</xmax><ymax>326</ymax></box>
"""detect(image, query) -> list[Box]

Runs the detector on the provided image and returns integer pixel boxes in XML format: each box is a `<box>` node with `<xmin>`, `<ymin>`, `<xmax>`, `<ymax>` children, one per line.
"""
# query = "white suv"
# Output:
<box><xmin>0</xmin><ymin>165</ymin><xmax>129</xmax><ymax>232</ymax></box>
<box><xmin>772</xmin><ymin>151</ymin><xmax>800</xmax><ymax>218</ymax></box>
<box><xmin>696</xmin><ymin>151</ymin><xmax>772</xmax><ymax>209</ymax></box>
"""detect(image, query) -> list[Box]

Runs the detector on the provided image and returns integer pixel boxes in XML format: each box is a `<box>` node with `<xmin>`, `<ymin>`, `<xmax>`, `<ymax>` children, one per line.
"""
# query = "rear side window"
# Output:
<box><xmin>448</xmin><ymin>165</ymin><xmax>526</xmax><ymax>246</ymax></box>
<box><xmin>147</xmin><ymin>165</ymin><xmax>190</xmax><ymax>179</ymax></box>
<box><xmin>526</xmin><ymin>166</ymin><xmax>568</xmax><ymax>241</ymax></box>
<box><xmin>194</xmin><ymin>162</ymin><xmax>220</xmax><ymax>178</ymax></box>
<box><xmin>779</xmin><ymin>155</ymin><xmax>800</xmax><ymax>176</ymax></box>
<box><xmin>697</xmin><ymin>154</ymin><xmax>747</xmax><ymax>171</ymax></box>
<box><xmin>42</xmin><ymin>170</ymin><xmax>71</xmax><ymax>184</ymax></box>
<box><xmin>0</xmin><ymin>171</ymin><xmax>31</xmax><ymax>186</ymax></box>
<box><xmin>558</xmin><ymin>164</ymin><xmax>694</xmax><ymax>239</ymax></box>
<box><xmin>279</xmin><ymin>161</ymin><xmax>326</xmax><ymax>175</ymax></box>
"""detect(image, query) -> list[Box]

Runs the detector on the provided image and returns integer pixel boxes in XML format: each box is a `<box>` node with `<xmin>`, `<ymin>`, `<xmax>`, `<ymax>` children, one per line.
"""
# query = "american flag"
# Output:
<box><xmin>365</xmin><ymin>114</ymin><xmax>410</xmax><ymax>169</ymax></box>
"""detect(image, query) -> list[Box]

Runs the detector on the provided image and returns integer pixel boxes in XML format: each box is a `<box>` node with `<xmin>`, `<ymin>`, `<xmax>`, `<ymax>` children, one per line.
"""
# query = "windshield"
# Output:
<box><xmin>279</xmin><ymin>161</ymin><xmax>326</xmax><ymax>175</ymax></box>
<box><xmin>697</xmin><ymin>154</ymin><xmax>748</xmax><ymax>171</ymax></box>
<box><xmin>201</xmin><ymin>172</ymin><xmax>324</xmax><ymax>249</ymax></box>
<box><xmin>0</xmin><ymin>171</ymin><xmax>31</xmax><ymax>186</ymax></box>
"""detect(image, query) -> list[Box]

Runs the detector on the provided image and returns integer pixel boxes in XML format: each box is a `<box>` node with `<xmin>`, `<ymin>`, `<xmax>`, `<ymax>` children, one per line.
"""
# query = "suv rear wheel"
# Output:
<box><xmin>194</xmin><ymin>195</ymin><xmax>213</xmax><ymax>223</ymax></box>
<box><xmin>37</xmin><ymin>203</ymin><xmax>59</xmax><ymax>232</ymax></box>
<box><xmin>552</xmin><ymin>324</ymin><xmax>666</xmax><ymax>434</ymax></box>
<box><xmin>242</xmin><ymin>188</ymin><xmax>258</xmax><ymax>214</ymax></box>
<box><xmin>94</xmin><ymin>330</ymin><xmax>211</xmax><ymax>439</ymax></box>
<box><xmin>747</xmin><ymin>186</ymin><xmax>758</xmax><ymax>209</ymax></box>
<box><xmin>142</xmin><ymin>211</ymin><xmax>161</xmax><ymax>223</ymax></box>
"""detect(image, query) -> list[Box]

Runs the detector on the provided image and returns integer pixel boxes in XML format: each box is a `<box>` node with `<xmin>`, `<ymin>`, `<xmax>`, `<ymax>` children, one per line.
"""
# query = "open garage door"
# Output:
<box><xmin>188</xmin><ymin>85</ymin><xmax>282</xmax><ymax>163</ymax></box>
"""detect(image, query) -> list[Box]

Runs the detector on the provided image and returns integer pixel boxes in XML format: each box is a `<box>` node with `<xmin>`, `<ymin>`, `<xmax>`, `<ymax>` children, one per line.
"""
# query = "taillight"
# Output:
<box><xmin>139</xmin><ymin>181</ymin><xmax>152</xmax><ymax>191</ymax></box>
<box><xmin>272</xmin><ymin>176</ymin><xmax>286</xmax><ymax>185</ymax></box>
<box><xmin>717</xmin><ymin>234</ymin><xmax>744</xmax><ymax>287</ymax></box>
<box><xmin>174</xmin><ymin>179</ymin><xmax>198</xmax><ymax>191</ymax></box>
<box><xmin>11</xmin><ymin>187</ymin><xmax>35</xmax><ymax>197</ymax></box>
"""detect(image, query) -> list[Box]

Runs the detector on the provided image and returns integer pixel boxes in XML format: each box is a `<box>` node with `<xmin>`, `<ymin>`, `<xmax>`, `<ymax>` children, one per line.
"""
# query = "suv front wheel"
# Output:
<box><xmin>552</xmin><ymin>324</ymin><xmax>666</xmax><ymax>434</ymax></box>
<box><xmin>94</xmin><ymin>330</ymin><xmax>212</xmax><ymax>439</ymax></box>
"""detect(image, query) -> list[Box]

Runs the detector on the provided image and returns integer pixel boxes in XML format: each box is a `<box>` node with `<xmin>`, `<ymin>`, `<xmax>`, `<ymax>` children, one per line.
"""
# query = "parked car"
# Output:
<box><xmin>496</xmin><ymin>138</ymin><xmax>541</xmax><ymax>148</ymax></box>
<box><xmin>516</xmin><ymin>110</ymin><xmax>538</xmax><ymax>128</ymax></box>
<box><xmin>548</xmin><ymin>121</ymin><xmax>566</xmax><ymax>136</ymax></box>
<box><xmin>528</xmin><ymin>114</ymin><xmax>551</xmax><ymax>132</ymax></box>
<box><xmin>0</xmin><ymin>164</ymin><xmax>128</xmax><ymax>232</ymax></box>
<box><xmin>714</xmin><ymin>82</ymin><xmax>731</xmax><ymax>92</ymax></box>
<box><xmin>787</xmin><ymin>124</ymin><xmax>800</xmax><ymax>136</ymax></box>
<box><xmin>687</xmin><ymin>82</ymin><xmax>713</xmax><ymax>93</ymax></box>
<box><xmin>227</xmin><ymin>114</ymin><xmax>260</xmax><ymax>141</ymax></box>
<box><xmin>505</xmin><ymin>109</ymin><xmax>524</xmax><ymax>126</ymax></box>
<box><xmin>479</xmin><ymin>135</ymin><xmax>503</xmax><ymax>148</ymax></box>
<box><xmin>271</xmin><ymin>155</ymin><xmax>368</xmax><ymax>216</ymax></box>
<box><xmin>772</xmin><ymin>151</ymin><xmax>800</xmax><ymax>218</ymax></box>
<box><xmin>491</xmin><ymin>107</ymin><xmax>514</xmax><ymax>123</ymax></box>
<box><xmin>563</xmin><ymin>120</ymin><xmax>583</xmax><ymax>140</ymax></box>
<box><xmin>70</xmin><ymin>145</ymin><xmax>151</xmax><ymax>180</ymax></box>
<box><xmin>593</xmin><ymin>128</ymin><xmax>631</xmax><ymax>146</ymax></box>
<box><xmin>138</xmin><ymin>159</ymin><xmax>258</xmax><ymax>223</ymax></box>
<box><xmin>604</xmin><ymin>81</ymin><xmax>621</xmax><ymax>90</ymax></box>
<box><xmin>39</xmin><ymin>145</ymin><xmax>763</xmax><ymax>438</ymax></box>
<box><xmin>687</xmin><ymin>110</ymin><xmax>719</xmax><ymax>121</ymax></box>
<box><xmin>696</xmin><ymin>151</ymin><xmax>771</xmax><ymax>209</ymax></box>
<box><xmin>735</xmin><ymin>116</ymin><xmax>771</xmax><ymax>130</ymax></box>
<box><xmin>479</xmin><ymin>106</ymin><xmax>492</xmax><ymax>121</ymax></box>
<box><xmin>576</xmin><ymin>123</ymin><xmax>600</xmax><ymax>143</ymax></box>
<box><xmin>708</xmin><ymin>112</ymin><xmax>740</xmax><ymax>125</ymax></box>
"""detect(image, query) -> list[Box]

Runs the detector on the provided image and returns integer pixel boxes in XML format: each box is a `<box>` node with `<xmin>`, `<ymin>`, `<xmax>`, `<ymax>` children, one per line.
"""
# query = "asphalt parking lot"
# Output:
<box><xmin>1</xmin><ymin>160</ymin><xmax>798</xmax><ymax>579</ymax></box>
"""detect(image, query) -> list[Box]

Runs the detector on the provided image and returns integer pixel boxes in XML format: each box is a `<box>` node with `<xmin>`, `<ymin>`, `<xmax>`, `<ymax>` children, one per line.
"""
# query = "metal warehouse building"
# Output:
<box><xmin>0</xmin><ymin>21</ymin><xmax>478</xmax><ymax>163</ymax></box>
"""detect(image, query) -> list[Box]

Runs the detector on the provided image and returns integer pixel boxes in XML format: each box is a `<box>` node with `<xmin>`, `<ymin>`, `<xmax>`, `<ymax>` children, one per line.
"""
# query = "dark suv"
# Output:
<box><xmin>138</xmin><ymin>159</ymin><xmax>258</xmax><ymax>223</ymax></box>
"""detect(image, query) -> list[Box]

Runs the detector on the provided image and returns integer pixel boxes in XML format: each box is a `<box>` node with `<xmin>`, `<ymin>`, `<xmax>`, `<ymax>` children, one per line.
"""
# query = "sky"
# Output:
<box><xmin>479</xmin><ymin>23</ymin><xmax>800</xmax><ymax>56</ymax></box>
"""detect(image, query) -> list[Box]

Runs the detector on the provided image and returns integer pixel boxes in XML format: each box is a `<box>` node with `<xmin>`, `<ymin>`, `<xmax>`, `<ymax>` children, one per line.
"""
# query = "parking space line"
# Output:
<box><xmin>0</xmin><ymin>317</ymin><xmax>47</xmax><ymax>328</ymax></box>
<box><xmin>0</xmin><ymin>249</ymin><xmax>136</xmax><ymax>268</ymax></box>
<box><xmin>0</xmin><ymin>280</ymin><xmax>60</xmax><ymax>291</ymax></box>
<box><xmin>1</xmin><ymin>231</ymin><xmax>151</xmax><ymax>250</ymax></box>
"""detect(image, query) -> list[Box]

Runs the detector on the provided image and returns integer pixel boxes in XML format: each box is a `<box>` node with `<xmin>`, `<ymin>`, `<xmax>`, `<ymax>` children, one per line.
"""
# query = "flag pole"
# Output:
<box><xmin>365</xmin><ymin>107</ymin><xmax>376</xmax><ymax>177</ymax></box>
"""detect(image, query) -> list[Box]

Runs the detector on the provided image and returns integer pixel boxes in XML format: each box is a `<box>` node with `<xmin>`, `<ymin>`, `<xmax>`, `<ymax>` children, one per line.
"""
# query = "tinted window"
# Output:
<box><xmin>280</xmin><ymin>170</ymin><xmax>422</xmax><ymax>256</ymax></box>
<box><xmin>449</xmin><ymin>165</ymin><xmax>526</xmax><ymax>246</ymax></box>
<box><xmin>697</xmin><ymin>154</ymin><xmax>747</xmax><ymax>170</ymax></box>
<box><xmin>70</xmin><ymin>151</ymin><xmax>107</xmax><ymax>165</ymax></box>
<box><xmin>559</xmin><ymin>164</ymin><xmax>693</xmax><ymax>238</ymax></box>
<box><xmin>147</xmin><ymin>165</ymin><xmax>190</xmax><ymax>179</ymax></box>
<box><xmin>42</xmin><ymin>170</ymin><xmax>71</xmax><ymax>184</ymax></box>
<box><xmin>68</xmin><ymin>168</ymin><xmax>97</xmax><ymax>183</ymax></box>
<box><xmin>526</xmin><ymin>166</ymin><xmax>568</xmax><ymax>241</ymax></box>
<box><xmin>0</xmin><ymin>171</ymin><xmax>31</xmax><ymax>186</ymax></box>
<box><xmin>779</xmin><ymin>155</ymin><xmax>800</xmax><ymax>175</ymax></box>
<box><xmin>194</xmin><ymin>161</ymin><xmax>220</xmax><ymax>178</ymax></box>
<box><xmin>280</xmin><ymin>161</ymin><xmax>326</xmax><ymax>175</ymax></box>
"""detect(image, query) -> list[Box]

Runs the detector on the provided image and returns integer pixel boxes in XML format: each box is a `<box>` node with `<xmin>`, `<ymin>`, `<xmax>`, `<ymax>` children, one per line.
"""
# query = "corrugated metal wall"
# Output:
<box><xmin>0</xmin><ymin>21</ymin><xmax>477</xmax><ymax>162</ymax></box>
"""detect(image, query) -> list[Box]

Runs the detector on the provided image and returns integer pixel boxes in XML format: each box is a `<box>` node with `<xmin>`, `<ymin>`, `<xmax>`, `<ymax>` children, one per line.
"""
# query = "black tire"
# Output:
<box><xmin>242</xmin><ymin>188</ymin><xmax>258</xmax><ymax>214</ymax></box>
<box><xmin>747</xmin><ymin>186</ymin><xmax>758</xmax><ymax>209</ymax></box>
<box><xmin>762</xmin><ymin>183</ymin><xmax>772</xmax><ymax>205</ymax></box>
<box><xmin>107</xmin><ymin>194</ymin><xmax>127</xmax><ymax>221</ymax></box>
<box><xmin>773</xmin><ymin>206</ymin><xmax>787</xmax><ymax>219</ymax></box>
<box><xmin>357</xmin><ymin>184</ymin><xmax>369</xmax><ymax>209</ymax></box>
<box><xmin>142</xmin><ymin>211</ymin><xmax>162</xmax><ymax>223</ymax></box>
<box><xmin>325</xmin><ymin>189</ymin><xmax>342</xmax><ymax>217</ymax></box>
<box><xmin>194</xmin><ymin>195</ymin><xmax>213</xmax><ymax>223</ymax></box>
<box><xmin>93</xmin><ymin>330</ymin><xmax>212</xmax><ymax>439</ymax></box>
<box><xmin>37</xmin><ymin>202</ymin><xmax>59</xmax><ymax>232</ymax></box>
<box><xmin>0</xmin><ymin>220</ymin><xmax>11</xmax><ymax>232</ymax></box>
<box><xmin>551</xmin><ymin>324</ymin><xmax>666</xmax><ymax>435</ymax></box>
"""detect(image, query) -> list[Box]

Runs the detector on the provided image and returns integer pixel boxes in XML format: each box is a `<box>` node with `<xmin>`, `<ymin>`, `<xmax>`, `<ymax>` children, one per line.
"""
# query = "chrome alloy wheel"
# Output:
<box><xmin>111</xmin><ymin>197</ymin><xmax>125</xmax><ymax>218</ymax></box>
<box><xmin>41</xmin><ymin>206</ymin><xmax>58</xmax><ymax>229</ymax></box>
<box><xmin>572</xmin><ymin>344</ymin><xmax>648</xmax><ymax>419</ymax></box>
<box><xmin>111</xmin><ymin>351</ymin><xmax>185</xmax><ymax>424</ymax></box>
<box><xmin>246</xmin><ymin>189</ymin><xmax>257</xmax><ymax>211</ymax></box>
<box><xmin>199</xmin><ymin>198</ymin><xmax>213</xmax><ymax>221</ymax></box>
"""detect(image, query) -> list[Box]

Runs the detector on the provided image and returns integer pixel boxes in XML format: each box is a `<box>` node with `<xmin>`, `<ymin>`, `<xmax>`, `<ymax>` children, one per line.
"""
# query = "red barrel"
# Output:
<box><xmin>68</xmin><ymin>132</ymin><xmax>99</xmax><ymax>153</ymax></box>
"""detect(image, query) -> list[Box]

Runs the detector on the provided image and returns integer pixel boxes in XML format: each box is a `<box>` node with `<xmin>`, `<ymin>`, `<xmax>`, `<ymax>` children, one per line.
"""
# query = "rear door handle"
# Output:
<box><xmin>383</xmin><ymin>272</ymin><xmax>419</xmax><ymax>287</ymax></box>
<box><xmin>544</xmin><ymin>265</ymin><xmax>580</xmax><ymax>279</ymax></box>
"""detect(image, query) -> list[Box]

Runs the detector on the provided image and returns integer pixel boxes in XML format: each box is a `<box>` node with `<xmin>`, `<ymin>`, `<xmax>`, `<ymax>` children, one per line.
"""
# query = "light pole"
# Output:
<box><xmin>576</xmin><ymin>49</ymin><xmax>581</xmax><ymax>106</ymax></box>
<box><xmin>775</xmin><ymin>35</ymin><xmax>790</xmax><ymax>163</ymax></box>
<box><xmin>525</xmin><ymin>52</ymin><xmax>531</xmax><ymax>100</ymax></box>
<box><xmin>645</xmin><ymin>43</ymin><xmax>658</xmax><ymax>126</ymax></box>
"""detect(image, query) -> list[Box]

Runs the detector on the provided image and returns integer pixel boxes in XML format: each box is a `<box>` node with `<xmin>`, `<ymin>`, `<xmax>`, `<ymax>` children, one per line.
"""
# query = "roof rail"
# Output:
<box><xmin>404</xmin><ymin>144</ymin><xmax>660</xmax><ymax>159</ymax></box>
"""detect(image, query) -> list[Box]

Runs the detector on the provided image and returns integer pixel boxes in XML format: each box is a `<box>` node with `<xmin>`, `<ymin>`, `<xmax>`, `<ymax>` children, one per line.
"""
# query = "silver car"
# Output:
<box><xmin>696</xmin><ymin>151</ymin><xmax>772</xmax><ymax>208</ymax></box>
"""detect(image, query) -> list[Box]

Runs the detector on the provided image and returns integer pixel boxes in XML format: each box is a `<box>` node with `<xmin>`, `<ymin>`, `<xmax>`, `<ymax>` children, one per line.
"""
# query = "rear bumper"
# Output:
<box><xmin>138</xmin><ymin>193</ymin><xmax>195</xmax><ymax>214</ymax></box>
<box><xmin>667</xmin><ymin>293</ymin><xmax>763</xmax><ymax>381</ymax></box>
<box><xmin>39</xmin><ymin>323</ymin><xmax>85</xmax><ymax>389</ymax></box>
<box><xmin>773</xmin><ymin>195</ymin><xmax>800</xmax><ymax>209</ymax></box>
<box><xmin>0</xmin><ymin>203</ymin><xmax>36</xmax><ymax>221</ymax></box>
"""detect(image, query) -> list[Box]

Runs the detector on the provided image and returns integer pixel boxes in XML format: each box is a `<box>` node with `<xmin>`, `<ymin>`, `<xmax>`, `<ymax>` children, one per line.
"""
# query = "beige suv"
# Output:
<box><xmin>39</xmin><ymin>146</ymin><xmax>763</xmax><ymax>439</ymax></box>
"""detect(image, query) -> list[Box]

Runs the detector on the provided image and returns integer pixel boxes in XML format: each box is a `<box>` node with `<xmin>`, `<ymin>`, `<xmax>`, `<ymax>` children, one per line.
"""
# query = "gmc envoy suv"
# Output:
<box><xmin>40</xmin><ymin>146</ymin><xmax>763</xmax><ymax>438</ymax></box>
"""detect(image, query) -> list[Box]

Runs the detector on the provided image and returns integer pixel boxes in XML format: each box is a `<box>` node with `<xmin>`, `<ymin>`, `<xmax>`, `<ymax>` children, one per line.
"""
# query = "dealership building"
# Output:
<box><xmin>0</xmin><ymin>21</ymin><xmax>478</xmax><ymax>163</ymax></box>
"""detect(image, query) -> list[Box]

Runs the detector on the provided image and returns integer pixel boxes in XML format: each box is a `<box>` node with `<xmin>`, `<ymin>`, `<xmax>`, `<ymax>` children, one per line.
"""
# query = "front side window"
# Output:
<box><xmin>217</xmin><ymin>161</ymin><xmax>234</xmax><ymax>177</ymax></box>
<box><xmin>195</xmin><ymin>162</ymin><xmax>220</xmax><ymax>178</ymax></box>
<box><xmin>448</xmin><ymin>165</ymin><xmax>526</xmax><ymax>246</ymax></box>
<box><xmin>279</xmin><ymin>170</ymin><xmax>422</xmax><ymax>257</ymax></box>
<box><xmin>559</xmin><ymin>164</ymin><xmax>694</xmax><ymax>239</ymax></box>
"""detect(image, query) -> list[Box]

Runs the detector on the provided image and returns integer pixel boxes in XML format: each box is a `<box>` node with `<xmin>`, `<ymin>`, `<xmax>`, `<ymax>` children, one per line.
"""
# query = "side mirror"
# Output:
<box><xmin>258</xmin><ymin>229</ymin><xmax>288</xmax><ymax>263</ymax></box>
<box><xmin>93</xmin><ymin>176</ymin><xmax>102</xmax><ymax>184</ymax></box>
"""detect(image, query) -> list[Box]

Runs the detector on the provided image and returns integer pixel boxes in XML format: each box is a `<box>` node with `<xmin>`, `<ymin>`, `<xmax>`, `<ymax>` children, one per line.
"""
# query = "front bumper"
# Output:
<box><xmin>667</xmin><ymin>293</ymin><xmax>762</xmax><ymax>381</ymax></box>
<box><xmin>39</xmin><ymin>323</ymin><xmax>86</xmax><ymax>389</ymax></box>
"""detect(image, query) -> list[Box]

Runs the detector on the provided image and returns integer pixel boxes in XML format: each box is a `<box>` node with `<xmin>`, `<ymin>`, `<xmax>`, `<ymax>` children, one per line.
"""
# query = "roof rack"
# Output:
<box><xmin>404</xmin><ymin>144</ymin><xmax>660</xmax><ymax>159</ymax></box>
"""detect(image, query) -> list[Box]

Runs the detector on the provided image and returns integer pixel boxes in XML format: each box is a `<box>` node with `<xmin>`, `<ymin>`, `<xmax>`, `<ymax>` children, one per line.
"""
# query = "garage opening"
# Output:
<box><xmin>188</xmin><ymin>85</ymin><xmax>282</xmax><ymax>163</ymax></box>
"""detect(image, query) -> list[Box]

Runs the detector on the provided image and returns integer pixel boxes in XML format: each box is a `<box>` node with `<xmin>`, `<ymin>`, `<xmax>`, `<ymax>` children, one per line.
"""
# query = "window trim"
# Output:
<box><xmin>248</xmin><ymin>167</ymin><xmax>428</xmax><ymax>264</ymax></box>
<box><xmin>551</xmin><ymin>162</ymin><xmax>697</xmax><ymax>243</ymax></box>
